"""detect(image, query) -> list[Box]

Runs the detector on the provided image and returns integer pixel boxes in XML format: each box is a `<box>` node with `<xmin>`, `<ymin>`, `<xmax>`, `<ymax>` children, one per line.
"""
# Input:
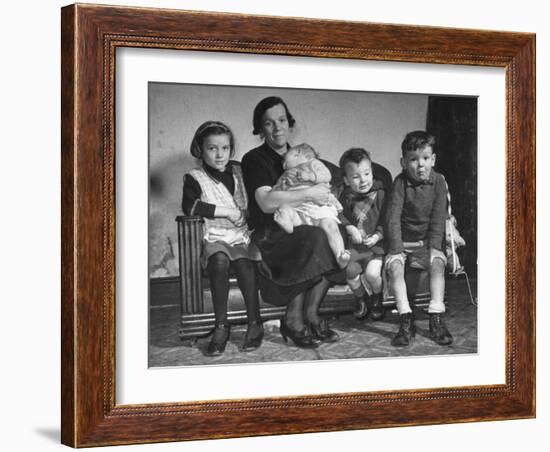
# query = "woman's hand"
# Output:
<box><xmin>346</xmin><ymin>225</ymin><xmax>363</xmax><ymax>245</ymax></box>
<box><xmin>255</xmin><ymin>183</ymin><xmax>330</xmax><ymax>214</ymax></box>
<box><xmin>306</xmin><ymin>183</ymin><xmax>331</xmax><ymax>205</ymax></box>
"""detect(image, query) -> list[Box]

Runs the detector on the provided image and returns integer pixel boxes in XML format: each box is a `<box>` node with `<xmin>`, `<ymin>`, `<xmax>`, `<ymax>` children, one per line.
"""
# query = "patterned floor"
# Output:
<box><xmin>149</xmin><ymin>281</ymin><xmax>477</xmax><ymax>367</ymax></box>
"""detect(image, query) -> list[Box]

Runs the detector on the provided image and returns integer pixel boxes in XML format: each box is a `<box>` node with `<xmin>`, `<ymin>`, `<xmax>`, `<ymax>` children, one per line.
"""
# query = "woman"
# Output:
<box><xmin>241</xmin><ymin>96</ymin><xmax>340</xmax><ymax>348</ymax></box>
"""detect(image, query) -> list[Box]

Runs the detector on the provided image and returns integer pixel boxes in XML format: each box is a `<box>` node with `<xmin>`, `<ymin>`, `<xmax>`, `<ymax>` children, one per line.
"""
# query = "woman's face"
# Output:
<box><xmin>201</xmin><ymin>133</ymin><xmax>231</xmax><ymax>171</ymax></box>
<box><xmin>260</xmin><ymin>103</ymin><xmax>291</xmax><ymax>152</ymax></box>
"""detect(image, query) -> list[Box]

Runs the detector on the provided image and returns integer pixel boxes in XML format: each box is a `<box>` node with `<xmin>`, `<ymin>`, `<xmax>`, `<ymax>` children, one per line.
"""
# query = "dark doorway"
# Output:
<box><xmin>426</xmin><ymin>96</ymin><xmax>477</xmax><ymax>275</ymax></box>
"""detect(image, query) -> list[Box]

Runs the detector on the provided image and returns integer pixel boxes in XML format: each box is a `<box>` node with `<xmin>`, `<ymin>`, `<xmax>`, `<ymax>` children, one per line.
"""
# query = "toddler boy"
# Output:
<box><xmin>338</xmin><ymin>148</ymin><xmax>386</xmax><ymax>320</ymax></box>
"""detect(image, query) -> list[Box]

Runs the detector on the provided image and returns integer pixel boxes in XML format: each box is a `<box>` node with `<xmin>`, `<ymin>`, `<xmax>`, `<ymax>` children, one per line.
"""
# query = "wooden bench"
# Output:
<box><xmin>175</xmin><ymin>215</ymin><xmax>434</xmax><ymax>340</ymax></box>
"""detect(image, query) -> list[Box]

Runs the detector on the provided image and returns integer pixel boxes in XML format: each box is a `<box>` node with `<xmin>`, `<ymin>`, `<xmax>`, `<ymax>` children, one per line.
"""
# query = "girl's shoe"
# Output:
<box><xmin>206</xmin><ymin>323</ymin><xmax>230</xmax><ymax>356</ymax></box>
<box><xmin>279</xmin><ymin>319</ymin><xmax>320</xmax><ymax>349</ymax></box>
<box><xmin>242</xmin><ymin>321</ymin><xmax>264</xmax><ymax>352</ymax></box>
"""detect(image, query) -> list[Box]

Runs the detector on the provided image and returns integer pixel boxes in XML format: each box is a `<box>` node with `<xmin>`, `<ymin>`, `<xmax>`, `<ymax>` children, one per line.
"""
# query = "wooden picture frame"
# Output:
<box><xmin>61</xmin><ymin>3</ymin><xmax>535</xmax><ymax>447</ymax></box>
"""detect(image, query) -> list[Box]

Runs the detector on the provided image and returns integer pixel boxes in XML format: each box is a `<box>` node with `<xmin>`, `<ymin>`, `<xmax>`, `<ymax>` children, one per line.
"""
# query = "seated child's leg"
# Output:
<box><xmin>205</xmin><ymin>252</ymin><xmax>232</xmax><ymax>356</ymax></box>
<box><xmin>346</xmin><ymin>260</ymin><xmax>368</xmax><ymax>319</ymax></box>
<box><xmin>388</xmin><ymin>254</ymin><xmax>415</xmax><ymax>346</ymax></box>
<box><xmin>428</xmin><ymin>249</ymin><xmax>446</xmax><ymax>314</ymax></box>
<box><xmin>233</xmin><ymin>258</ymin><xmax>264</xmax><ymax>351</ymax></box>
<box><xmin>319</xmin><ymin>218</ymin><xmax>350</xmax><ymax>268</ymax></box>
<box><xmin>427</xmin><ymin>249</ymin><xmax>453</xmax><ymax>345</ymax></box>
<box><xmin>206</xmin><ymin>252</ymin><xmax>231</xmax><ymax>323</ymax></box>
<box><xmin>346</xmin><ymin>261</ymin><xmax>364</xmax><ymax>296</ymax></box>
<box><xmin>274</xmin><ymin>205</ymin><xmax>300</xmax><ymax>234</ymax></box>
<box><xmin>365</xmin><ymin>257</ymin><xmax>385</xmax><ymax>321</ymax></box>
<box><xmin>386</xmin><ymin>254</ymin><xmax>412</xmax><ymax>315</ymax></box>
<box><xmin>232</xmin><ymin>259</ymin><xmax>261</xmax><ymax>322</ymax></box>
<box><xmin>364</xmin><ymin>258</ymin><xmax>383</xmax><ymax>294</ymax></box>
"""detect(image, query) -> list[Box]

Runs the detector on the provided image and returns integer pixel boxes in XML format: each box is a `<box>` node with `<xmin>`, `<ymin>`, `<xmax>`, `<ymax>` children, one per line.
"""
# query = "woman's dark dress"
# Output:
<box><xmin>241</xmin><ymin>142</ymin><xmax>340</xmax><ymax>305</ymax></box>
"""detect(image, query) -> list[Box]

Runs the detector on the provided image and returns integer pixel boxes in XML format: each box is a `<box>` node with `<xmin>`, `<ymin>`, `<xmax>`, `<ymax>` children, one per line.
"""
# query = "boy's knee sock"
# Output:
<box><xmin>428</xmin><ymin>256</ymin><xmax>446</xmax><ymax>314</ymax></box>
<box><xmin>428</xmin><ymin>299</ymin><xmax>446</xmax><ymax>314</ymax></box>
<box><xmin>396</xmin><ymin>298</ymin><xmax>413</xmax><ymax>315</ymax></box>
<box><xmin>360</xmin><ymin>274</ymin><xmax>374</xmax><ymax>296</ymax></box>
<box><xmin>388</xmin><ymin>263</ymin><xmax>412</xmax><ymax>315</ymax></box>
<box><xmin>347</xmin><ymin>275</ymin><xmax>365</xmax><ymax>298</ymax></box>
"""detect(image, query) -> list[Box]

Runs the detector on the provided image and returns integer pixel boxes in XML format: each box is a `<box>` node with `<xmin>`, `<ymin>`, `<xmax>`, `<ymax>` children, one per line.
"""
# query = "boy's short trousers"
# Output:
<box><xmin>384</xmin><ymin>246</ymin><xmax>446</xmax><ymax>271</ymax></box>
<box><xmin>346</xmin><ymin>246</ymin><xmax>384</xmax><ymax>280</ymax></box>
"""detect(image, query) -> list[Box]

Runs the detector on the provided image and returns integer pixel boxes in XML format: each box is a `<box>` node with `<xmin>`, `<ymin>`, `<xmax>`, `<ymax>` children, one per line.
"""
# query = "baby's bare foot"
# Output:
<box><xmin>337</xmin><ymin>250</ymin><xmax>351</xmax><ymax>269</ymax></box>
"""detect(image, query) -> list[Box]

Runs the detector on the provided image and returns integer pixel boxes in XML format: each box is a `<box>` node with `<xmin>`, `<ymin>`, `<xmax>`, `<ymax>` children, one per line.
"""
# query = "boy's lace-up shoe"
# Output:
<box><xmin>429</xmin><ymin>313</ymin><xmax>453</xmax><ymax>345</ymax></box>
<box><xmin>391</xmin><ymin>313</ymin><xmax>416</xmax><ymax>346</ymax></box>
<box><xmin>370</xmin><ymin>293</ymin><xmax>386</xmax><ymax>321</ymax></box>
<box><xmin>353</xmin><ymin>294</ymin><xmax>369</xmax><ymax>319</ymax></box>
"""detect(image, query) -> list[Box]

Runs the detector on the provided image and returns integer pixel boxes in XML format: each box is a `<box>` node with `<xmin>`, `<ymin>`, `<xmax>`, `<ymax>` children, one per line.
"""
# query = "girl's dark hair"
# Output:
<box><xmin>190</xmin><ymin>121</ymin><xmax>235</xmax><ymax>159</ymax></box>
<box><xmin>339</xmin><ymin>147</ymin><xmax>372</xmax><ymax>171</ymax></box>
<box><xmin>401</xmin><ymin>130</ymin><xmax>436</xmax><ymax>156</ymax></box>
<box><xmin>252</xmin><ymin>96</ymin><xmax>296</xmax><ymax>135</ymax></box>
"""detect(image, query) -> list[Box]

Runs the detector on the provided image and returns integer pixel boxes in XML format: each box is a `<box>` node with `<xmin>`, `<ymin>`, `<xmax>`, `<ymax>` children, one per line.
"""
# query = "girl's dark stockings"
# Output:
<box><xmin>206</xmin><ymin>253</ymin><xmax>260</xmax><ymax>325</ymax></box>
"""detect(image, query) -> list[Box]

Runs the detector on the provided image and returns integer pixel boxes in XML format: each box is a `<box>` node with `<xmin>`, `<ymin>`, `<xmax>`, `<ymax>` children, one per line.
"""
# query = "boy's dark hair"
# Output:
<box><xmin>252</xmin><ymin>96</ymin><xmax>296</xmax><ymax>135</ymax></box>
<box><xmin>339</xmin><ymin>147</ymin><xmax>372</xmax><ymax>172</ymax></box>
<box><xmin>190</xmin><ymin>120</ymin><xmax>235</xmax><ymax>159</ymax></box>
<box><xmin>401</xmin><ymin>130</ymin><xmax>436</xmax><ymax>156</ymax></box>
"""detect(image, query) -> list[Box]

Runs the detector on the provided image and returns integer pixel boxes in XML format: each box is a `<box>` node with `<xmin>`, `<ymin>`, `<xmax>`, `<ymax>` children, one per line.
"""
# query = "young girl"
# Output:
<box><xmin>182</xmin><ymin>121</ymin><xmax>263</xmax><ymax>356</ymax></box>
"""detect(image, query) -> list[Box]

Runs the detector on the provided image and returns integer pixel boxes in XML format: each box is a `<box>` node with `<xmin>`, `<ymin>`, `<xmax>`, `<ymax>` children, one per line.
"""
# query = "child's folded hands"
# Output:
<box><xmin>346</xmin><ymin>225</ymin><xmax>363</xmax><ymax>245</ymax></box>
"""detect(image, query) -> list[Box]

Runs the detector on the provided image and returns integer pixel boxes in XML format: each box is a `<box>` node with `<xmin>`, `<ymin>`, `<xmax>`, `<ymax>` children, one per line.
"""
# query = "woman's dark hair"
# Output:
<box><xmin>190</xmin><ymin>120</ymin><xmax>236</xmax><ymax>159</ymax></box>
<box><xmin>339</xmin><ymin>147</ymin><xmax>372</xmax><ymax>171</ymax></box>
<box><xmin>252</xmin><ymin>96</ymin><xmax>296</xmax><ymax>135</ymax></box>
<box><xmin>401</xmin><ymin>130</ymin><xmax>436</xmax><ymax>156</ymax></box>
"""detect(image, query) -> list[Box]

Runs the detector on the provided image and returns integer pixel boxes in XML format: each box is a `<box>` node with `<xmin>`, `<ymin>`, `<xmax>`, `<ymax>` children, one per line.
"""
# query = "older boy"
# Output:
<box><xmin>386</xmin><ymin>131</ymin><xmax>453</xmax><ymax>346</ymax></box>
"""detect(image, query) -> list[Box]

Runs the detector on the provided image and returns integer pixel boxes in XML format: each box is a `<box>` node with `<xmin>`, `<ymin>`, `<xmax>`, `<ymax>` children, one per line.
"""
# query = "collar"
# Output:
<box><xmin>202</xmin><ymin>161</ymin><xmax>234</xmax><ymax>181</ymax></box>
<box><xmin>403</xmin><ymin>170</ymin><xmax>435</xmax><ymax>187</ymax></box>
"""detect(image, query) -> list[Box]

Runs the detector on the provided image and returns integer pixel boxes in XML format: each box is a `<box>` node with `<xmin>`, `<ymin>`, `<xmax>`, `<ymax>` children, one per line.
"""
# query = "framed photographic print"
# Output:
<box><xmin>61</xmin><ymin>3</ymin><xmax>535</xmax><ymax>447</ymax></box>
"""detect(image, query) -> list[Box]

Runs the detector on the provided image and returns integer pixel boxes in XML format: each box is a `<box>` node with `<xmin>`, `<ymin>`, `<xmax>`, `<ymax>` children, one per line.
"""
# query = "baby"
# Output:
<box><xmin>272</xmin><ymin>143</ymin><xmax>350</xmax><ymax>268</ymax></box>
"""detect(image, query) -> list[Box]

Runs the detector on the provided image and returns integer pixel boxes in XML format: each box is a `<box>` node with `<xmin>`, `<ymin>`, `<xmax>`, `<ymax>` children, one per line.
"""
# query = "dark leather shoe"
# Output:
<box><xmin>206</xmin><ymin>323</ymin><xmax>230</xmax><ymax>356</ymax></box>
<box><xmin>309</xmin><ymin>319</ymin><xmax>340</xmax><ymax>343</ymax></box>
<box><xmin>429</xmin><ymin>313</ymin><xmax>453</xmax><ymax>345</ymax></box>
<box><xmin>353</xmin><ymin>294</ymin><xmax>369</xmax><ymax>319</ymax></box>
<box><xmin>391</xmin><ymin>313</ymin><xmax>416</xmax><ymax>347</ymax></box>
<box><xmin>370</xmin><ymin>293</ymin><xmax>386</xmax><ymax>321</ymax></box>
<box><xmin>279</xmin><ymin>319</ymin><xmax>320</xmax><ymax>349</ymax></box>
<box><xmin>242</xmin><ymin>321</ymin><xmax>264</xmax><ymax>352</ymax></box>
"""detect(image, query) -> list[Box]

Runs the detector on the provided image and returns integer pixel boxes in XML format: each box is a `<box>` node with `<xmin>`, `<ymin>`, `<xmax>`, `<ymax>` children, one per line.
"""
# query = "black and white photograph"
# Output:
<box><xmin>148</xmin><ymin>83</ymin><xmax>478</xmax><ymax>367</ymax></box>
<box><xmin>3</xmin><ymin>0</ymin><xmax>545</xmax><ymax>450</ymax></box>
